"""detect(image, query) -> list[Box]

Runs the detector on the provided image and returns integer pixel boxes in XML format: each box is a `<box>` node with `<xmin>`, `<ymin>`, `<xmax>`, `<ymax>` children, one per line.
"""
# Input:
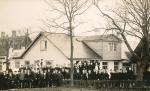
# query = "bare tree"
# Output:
<box><xmin>45</xmin><ymin>0</ymin><xmax>91</xmax><ymax>86</ymax></box>
<box><xmin>1</xmin><ymin>30</ymin><xmax>32</xmax><ymax>71</ymax></box>
<box><xmin>93</xmin><ymin>0</ymin><xmax>150</xmax><ymax>81</ymax></box>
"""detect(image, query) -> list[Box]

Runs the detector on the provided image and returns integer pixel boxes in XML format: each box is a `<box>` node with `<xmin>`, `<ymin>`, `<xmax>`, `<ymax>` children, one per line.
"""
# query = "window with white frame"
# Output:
<box><xmin>40</xmin><ymin>40</ymin><xmax>47</xmax><ymax>51</ymax></box>
<box><xmin>114</xmin><ymin>62</ymin><xmax>119</xmax><ymax>72</ymax></box>
<box><xmin>102</xmin><ymin>62</ymin><xmax>108</xmax><ymax>69</ymax></box>
<box><xmin>15</xmin><ymin>61</ymin><xmax>20</xmax><ymax>68</ymax></box>
<box><xmin>108</xmin><ymin>42</ymin><xmax>117</xmax><ymax>51</ymax></box>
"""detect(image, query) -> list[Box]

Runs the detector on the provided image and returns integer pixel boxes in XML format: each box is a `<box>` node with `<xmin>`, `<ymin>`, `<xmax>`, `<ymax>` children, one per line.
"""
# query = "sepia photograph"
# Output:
<box><xmin>0</xmin><ymin>0</ymin><xmax>149</xmax><ymax>91</ymax></box>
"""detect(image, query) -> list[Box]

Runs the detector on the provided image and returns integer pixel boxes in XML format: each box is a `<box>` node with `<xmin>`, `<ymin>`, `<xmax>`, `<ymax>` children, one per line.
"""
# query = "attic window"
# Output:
<box><xmin>108</xmin><ymin>42</ymin><xmax>117</xmax><ymax>51</ymax></box>
<box><xmin>40</xmin><ymin>40</ymin><xmax>47</xmax><ymax>51</ymax></box>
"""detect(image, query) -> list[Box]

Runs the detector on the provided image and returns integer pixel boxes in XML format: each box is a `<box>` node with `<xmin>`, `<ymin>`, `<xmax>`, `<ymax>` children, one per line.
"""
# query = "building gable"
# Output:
<box><xmin>14</xmin><ymin>32</ymin><xmax>102</xmax><ymax>60</ymax></box>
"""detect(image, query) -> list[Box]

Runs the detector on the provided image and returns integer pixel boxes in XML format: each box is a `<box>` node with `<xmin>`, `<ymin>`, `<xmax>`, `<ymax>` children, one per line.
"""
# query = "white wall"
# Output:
<box><xmin>99</xmin><ymin>61</ymin><xmax>123</xmax><ymax>73</ymax></box>
<box><xmin>0</xmin><ymin>58</ymin><xmax>6</xmax><ymax>72</ymax></box>
<box><xmin>102</xmin><ymin>42</ymin><xmax>121</xmax><ymax>60</ymax></box>
<box><xmin>10</xmin><ymin>35</ymin><xmax>70</xmax><ymax>71</ymax></box>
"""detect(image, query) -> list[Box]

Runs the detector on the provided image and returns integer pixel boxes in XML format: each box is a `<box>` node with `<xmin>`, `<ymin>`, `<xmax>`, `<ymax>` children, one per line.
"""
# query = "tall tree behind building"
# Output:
<box><xmin>93</xmin><ymin>0</ymin><xmax>150</xmax><ymax>81</ymax></box>
<box><xmin>45</xmin><ymin>0</ymin><xmax>91</xmax><ymax>86</ymax></box>
<box><xmin>0</xmin><ymin>30</ymin><xmax>32</xmax><ymax>70</ymax></box>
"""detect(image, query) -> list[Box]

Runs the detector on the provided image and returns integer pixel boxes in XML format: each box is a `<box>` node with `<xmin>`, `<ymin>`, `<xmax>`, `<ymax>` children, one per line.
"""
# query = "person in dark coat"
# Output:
<box><xmin>32</xmin><ymin>70</ymin><xmax>39</xmax><ymax>88</ymax></box>
<box><xmin>13</xmin><ymin>71</ymin><xmax>20</xmax><ymax>88</ymax></box>
<box><xmin>87</xmin><ymin>70</ymin><xmax>93</xmax><ymax>80</ymax></box>
<box><xmin>2</xmin><ymin>71</ymin><xmax>8</xmax><ymax>90</ymax></box>
<box><xmin>56</xmin><ymin>70</ymin><xmax>63</xmax><ymax>86</ymax></box>
<box><xmin>5</xmin><ymin>70</ymin><xmax>10</xmax><ymax>89</ymax></box>
<box><xmin>81</xmin><ymin>69</ymin><xmax>88</xmax><ymax>80</ymax></box>
<box><xmin>51</xmin><ymin>70</ymin><xmax>57</xmax><ymax>87</ymax></box>
<box><xmin>19</xmin><ymin>69</ymin><xmax>25</xmax><ymax>88</ymax></box>
<box><xmin>7</xmin><ymin>71</ymin><xmax>14</xmax><ymax>89</ymax></box>
<box><xmin>64</xmin><ymin>68</ymin><xmax>70</xmax><ymax>79</ymax></box>
<box><xmin>61</xmin><ymin>68</ymin><xmax>66</xmax><ymax>80</ymax></box>
<box><xmin>74</xmin><ymin>69</ymin><xmax>81</xmax><ymax>80</ymax></box>
<box><xmin>36</xmin><ymin>70</ymin><xmax>41</xmax><ymax>87</ymax></box>
<box><xmin>46</xmin><ymin>69</ymin><xmax>52</xmax><ymax>87</ymax></box>
<box><xmin>93</xmin><ymin>70</ymin><xmax>99</xmax><ymax>80</ymax></box>
<box><xmin>41</xmin><ymin>70</ymin><xmax>47</xmax><ymax>87</ymax></box>
<box><xmin>24</xmin><ymin>70</ymin><xmax>32</xmax><ymax>88</ymax></box>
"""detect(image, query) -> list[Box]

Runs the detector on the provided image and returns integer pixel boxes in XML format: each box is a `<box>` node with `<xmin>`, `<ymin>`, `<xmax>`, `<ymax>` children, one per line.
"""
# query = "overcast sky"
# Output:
<box><xmin>0</xmin><ymin>0</ymin><xmax>140</xmax><ymax>52</ymax></box>
<box><xmin>0</xmin><ymin>0</ymin><xmax>120</xmax><ymax>37</ymax></box>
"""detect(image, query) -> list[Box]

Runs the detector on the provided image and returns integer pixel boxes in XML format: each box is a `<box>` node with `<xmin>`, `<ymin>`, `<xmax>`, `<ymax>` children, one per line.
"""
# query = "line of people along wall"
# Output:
<box><xmin>0</xmin><ymin>60</ymin><xmax>135</xmax><ymax>90</ymax></box>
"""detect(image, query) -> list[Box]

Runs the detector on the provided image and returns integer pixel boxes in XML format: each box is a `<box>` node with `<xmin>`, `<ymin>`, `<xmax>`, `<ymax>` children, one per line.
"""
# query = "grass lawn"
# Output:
<box><xmin>2</xmin><ymin>87</ymin><xmax>150</xmax><ymax>91</ymax></box>
<box><xmin>2</xmin><ymin>87</ymin><xmax>98</xmax><ymax>91</ymax></box>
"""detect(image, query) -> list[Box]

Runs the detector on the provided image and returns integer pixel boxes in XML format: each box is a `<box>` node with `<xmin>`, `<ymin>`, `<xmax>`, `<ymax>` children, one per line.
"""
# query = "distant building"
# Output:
<box><xmin>10</xmin><ymin>32</ymin><xmax>130</xmax><ymax>73</ymax></box>
<box><xmin>0</xmin><ymin>31</ymin><xmax>32</xmax><ymax>72</ymax></box>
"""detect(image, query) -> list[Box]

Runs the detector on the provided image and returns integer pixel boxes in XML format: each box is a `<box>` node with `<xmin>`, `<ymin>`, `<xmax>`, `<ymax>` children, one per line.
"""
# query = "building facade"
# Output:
<box><xmin>8</xmin><ymin>32</ymin><xmax>130</xmax><ymax>73</ymax></box>
<box><xmin>10</xmin><ymin>32</ymin><xmax>101</xmax><ymax>72</ymax></box>
<box><xmin>80</xmin><ymin>34</ymin><xmax>128</xmax><ymax>73</ymax></box>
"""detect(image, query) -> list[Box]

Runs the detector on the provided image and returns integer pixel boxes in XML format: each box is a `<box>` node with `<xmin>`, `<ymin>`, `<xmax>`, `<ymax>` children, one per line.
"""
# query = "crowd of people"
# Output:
<box><xmin>73</xmin><ymin>60</ymin><xmax>134</xmax><ymax>80</ymax></box>
<box><xmin>0</xmin><ymin>60</ymin><xmax>135</xmax><ymax>90</ymax></box>
<box><xmin>0</xmin><ymin>67</ymin><xmax>64</xmax><ymax>90</ymax></box>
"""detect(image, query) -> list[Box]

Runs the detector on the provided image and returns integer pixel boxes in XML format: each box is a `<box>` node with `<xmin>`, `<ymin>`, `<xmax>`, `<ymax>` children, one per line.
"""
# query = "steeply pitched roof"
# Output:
<box><xmin>77</xmin><ymin>34</ymin><xmax>122</xmax><ymax>59</ymax></box>
<box><xmin>14</xmin><ymin>32</ymin><xmax>101</xmax><ymax>59</ymax></box>
<box><xmin>78</xmin><ymin>34</ymin><xmax>122</xmax><ymax>42</ymax></box>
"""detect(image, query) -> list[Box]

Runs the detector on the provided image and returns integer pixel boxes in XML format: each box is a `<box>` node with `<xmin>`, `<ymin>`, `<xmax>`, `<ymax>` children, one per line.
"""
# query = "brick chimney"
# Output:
<box><xmin>12</xmin><ymin>30</ymin><xmax>16</xmax><ymax>37</ymax></box>
<box><xmin>1</xmin><ymin>32</ymin><xmax>5</xmax><ymax>38</ymax></box>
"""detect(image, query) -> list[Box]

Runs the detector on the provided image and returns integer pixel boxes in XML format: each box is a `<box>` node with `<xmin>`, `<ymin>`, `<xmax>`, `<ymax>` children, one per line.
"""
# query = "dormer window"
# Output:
<box><xmin>40</xmin><ymin>40</ymin><xmax>47</xmax><ymax>51</ymax></box>
<box><xmin>109</xmin><ymin>42</ymin><xmax>117</xmax><ymax>51</ymax></box>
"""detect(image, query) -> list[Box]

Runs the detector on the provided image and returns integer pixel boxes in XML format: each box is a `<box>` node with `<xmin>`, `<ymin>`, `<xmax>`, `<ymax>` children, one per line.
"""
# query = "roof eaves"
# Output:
<box><xmin>82</xmin><ymin>41</ymin><xmax>102</xmax><ymax>59</ymax></box>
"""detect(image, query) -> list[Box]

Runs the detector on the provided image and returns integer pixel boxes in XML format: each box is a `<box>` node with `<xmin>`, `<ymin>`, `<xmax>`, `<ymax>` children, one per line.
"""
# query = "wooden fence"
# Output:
<box><xmin>2</xmin><ymin>80</ymin><xmax>150</xmax><ymax>91</ymax></box>
<box><xmin>62</xmin><ymin>80</ymin><xmax>150</xmax><ymax>88</ymax></box>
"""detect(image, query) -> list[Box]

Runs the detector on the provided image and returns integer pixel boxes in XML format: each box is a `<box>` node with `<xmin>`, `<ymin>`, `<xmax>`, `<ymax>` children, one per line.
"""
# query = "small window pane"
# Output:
<box><xmin>102</xmin><ymin>62</ymin><xmax>108</xmax><ymax>65</ymax></box>
<box><xmin>40</xmin><ymin>40</ymin><xmax>47</xmax><ymax>51</ymax></box>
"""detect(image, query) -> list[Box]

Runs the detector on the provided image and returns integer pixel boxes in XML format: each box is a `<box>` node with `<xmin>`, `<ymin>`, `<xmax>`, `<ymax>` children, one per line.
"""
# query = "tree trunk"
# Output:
<box><xmin>70</xmin><ymin>35</ymin><xmax>74</xmax><ymax>87</ymax></box>
<box><xmin>136</xmin><ymin>61</ymin><xmax>146</xmax><ymax>87</ymax></box>
<box><xmin>69</xmin><ymin>22</ymin><xmax>74</xmax><ymax>87</ymax></box>
<box><xmin>136</xmin><ymin>62</ymin><xmax>144</xmax><ymax>81</ymax></box>
<box><xmin>6</xmin><ymin>40</ymin><xmax>10</xmax><ymax>71</ymax></box>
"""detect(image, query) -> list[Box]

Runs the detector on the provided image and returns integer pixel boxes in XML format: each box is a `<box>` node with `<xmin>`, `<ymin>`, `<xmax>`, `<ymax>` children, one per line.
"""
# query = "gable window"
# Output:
<box><xmin>109</xmin><ymin>42</ymin><xmax>117</xmax><ymax>51</ymax></box>
<box><xmin>40</xmin><ymin>40</ymin><xmax>47</xmax><ymax>51</ymax></box>
<box><xmin>102</xmin><ymin>62</ymin><xmax>108</xmax><ymax>69</ymax></box>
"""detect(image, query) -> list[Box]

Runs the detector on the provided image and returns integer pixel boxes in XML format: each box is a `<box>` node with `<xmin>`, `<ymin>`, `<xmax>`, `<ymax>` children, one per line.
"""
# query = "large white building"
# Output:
<box><xmin>8</xmin><ymin>32</ymin><xmax>130</xmax><ymax>72</ymax></box>
<box><xmin>10</xmin><ymin>32</ymin><xmax>101</xmax><ymax>72</ymax></box>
